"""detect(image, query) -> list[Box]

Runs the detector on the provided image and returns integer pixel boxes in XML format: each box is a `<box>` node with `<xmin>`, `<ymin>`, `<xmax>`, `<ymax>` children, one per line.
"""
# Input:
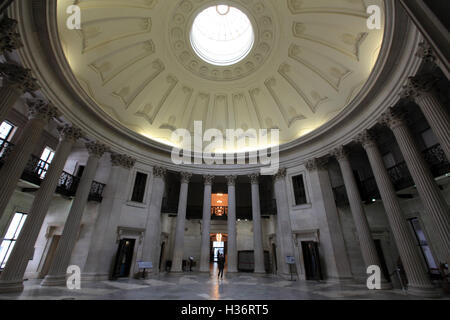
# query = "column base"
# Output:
<box><xmin>407</xmin><ymin>285</ymin><xmax>441</xmax><ymax>298</ymax></box>
<box><xmin>379</xmin><ymin>280</ymin><xmax>393</xmax><ymax>290</ymax></box>
<box><xmin>170</xmin><ymin>268</ymin><xmax>184</xmax><ymax>273</ymax></box>
<box><xmin>40</xmin><ymin>274</ymin><xmax>66</xmax><ymax>287</ymax></box>
<box><xmin>0</xmin><ymin>280</ymin><xmax>24</xmax><ymax>293</ymax></box>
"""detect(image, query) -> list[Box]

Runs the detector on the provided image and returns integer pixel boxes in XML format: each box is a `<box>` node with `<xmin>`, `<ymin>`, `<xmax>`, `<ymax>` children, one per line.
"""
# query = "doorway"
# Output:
<box><xmin>159</xmin><ymin>242</ymin><xmax>165</xmax><ymax>271</ymax></box>
<box><xmin>111</xmin><ymin>238</ymin><xmax>136</xmax><ymax>279</ymax></box>
<box><xmin>39</xmin><ymin>235</ymin><xmax>61</xmax><ymax>278</ymax></box>
<box><xmin>374</xmin><ymin>239</ymin><xmax>391</xmax><ymax>282</ymax></box>
<box><xmin>301</xmin><ymin>241</ymin><xmax>323</xmax><ymax>280</ymax></box>
<box><xmin>271</xmin><ymin>243</ymin><xmax>277</xmax><ymax>273</ymax></box>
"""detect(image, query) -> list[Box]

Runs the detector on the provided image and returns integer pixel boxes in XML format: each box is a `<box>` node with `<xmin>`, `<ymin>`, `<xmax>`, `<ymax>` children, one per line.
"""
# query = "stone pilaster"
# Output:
<box><xmin>226</xmin><ymin>175</ymin><xmax>238</xmax><ymax>273</ymax></box>
<box><xmin>380</xmin><ymin>108</ymin><xmax>450</xmax><ymax>265</ymax></box>
<box><xmin>0</xmin><ymin>99</ymin><xmax>58</xmax><ymax>222</ymax></box>
<box><xmin>330</xmin><ymin>146</ymin><xmax>391</xmax><ymax>289</ymax></box>
<box><xmin>356</xmin><ymin>130</ymin><xmax>439</xmax><ymax>297</ymax></box>
<box><xmin>305</xmin><ymin>158</ymin><xmax>353</xmax><ymax>282</ymax></box>
<box><xmin>273</xmin><ymin>168</ymin><xmax>296</xmax><ymax>277</ymax></box>
<box><xmin>171</xmin><ymin>172</ymin><xmax>192</xmax><ymax>272</ymax></box>
<box><xmin>0</xmin><ymin>17</ymin><xmax>22</xmax><ymax>53</ymax></box>
<box><xmin>199</xmin><ymin>175</ymin><xmax>214</xmax><ymax>272</ymax></box>
<box><xmin>249</xmin><ymin>173</ymin><xmax>265</xmax><ymax>274</ymax></box>
<box><xmin>82</xmin><ymin>153</ymin><xmax>136</xmax><ymax>280</ymax></box>
<box><xmin>0</xmin><ymin>63</ymin><xmax>39</xmax><ymax>123</ymax></box>
<box><xmin>401</xmin><ymin>73</ymin><xmax>450</xmax><ymax>161</ymax></box>
<box><xmin>41</xmin><ymin>142</ymin><xmax>108</xmax><ymax>286</ymax></box>
<box><xmin>0</xmin><ymin>125</ymin><xmax>82</xmax><ymax>293</ymax></box>
<box><xmin>141</xmin><ymin>166</ymin><xmax>167</xmax><ymax>275</ymax></box>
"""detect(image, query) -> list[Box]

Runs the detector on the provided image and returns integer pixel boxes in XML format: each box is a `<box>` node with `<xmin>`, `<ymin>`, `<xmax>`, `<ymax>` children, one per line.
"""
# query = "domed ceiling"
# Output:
<box><xmin>57</xmin><ymin>0</ymin><xmax>385</xmax><ymax>151</ymax></box>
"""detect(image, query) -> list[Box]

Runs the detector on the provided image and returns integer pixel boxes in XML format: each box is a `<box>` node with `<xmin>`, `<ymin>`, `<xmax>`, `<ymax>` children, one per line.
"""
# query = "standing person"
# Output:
<box><xmin>218</xmin><ymin>253</ymin><xmax>225</xmax><ymax>279</ymax></box>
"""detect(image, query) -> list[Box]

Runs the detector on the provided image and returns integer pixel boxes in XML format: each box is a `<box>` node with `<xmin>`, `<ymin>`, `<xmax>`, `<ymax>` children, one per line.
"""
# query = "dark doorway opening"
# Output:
<box><xmin>302</xmin><ymin>241</ymin><xmax>323</xmax><ymax>280</ymax></box>
<box><xmin>374</xmin><ymin>239</ymin><xmax>391</xmax><ymax>282</ymax></box>
<box><xmin>111</xmin><ymin>238</ymin><xmax>135</xmax><ymax>279</ymax></box>
<box><xmin>159</xmin><ymin>242</ymin><xmax>166</xmax><ymax>271</ymax></box>
<box><xmin>271</xmin><ymin>243</ymin><xmax>277</xmax><ymax>273</ymax></box>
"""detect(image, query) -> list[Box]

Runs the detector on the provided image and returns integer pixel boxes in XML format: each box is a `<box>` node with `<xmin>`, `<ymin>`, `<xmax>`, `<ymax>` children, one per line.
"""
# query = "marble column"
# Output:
<box><xmin>170</xmin><ymin>172</ymin><xmax>192</xmax><ymax>273</ymax></box>
<box><xmin>141</xmin><ymin>167</ymin><xmax>166</xmax><ymax>274</ymax></box>
<box><xmin>0</xmin><ymin>99</ymin><xmax>58</xmax><ymax>221</ymax></box>
<box><xmin>249</xmin><ymin>174</ymin><xmax>265</xmax><ymax>274</ymax></box>
<box><xmin>82</xmin><ymin>154</ymin><xmax>136</xmax><ymax>280</ymax></box>
<box><xmin>0</xmin><ymin>63</ymin><xmax>39</xmax><ymax>124</ymax></box>
<box><xmin>199</xmin><ymin>175</ymin><xmax>214</xmax><ymax>272</ymax></box>
<box><xmin>356</xmin><ymin>130</ymin><xmax>439</xmax><ymax>297</ymax></box>
<box><xmin>380</xmin><ymin>107</ymin><xmax>450</xmax><ymax>265</ymax></box>
<box><xmin>273</xmin><ymin>168</ymin><xmax>296</xmax><ymax>277</ymax></box>
<box><xmin>401</xmin><ymin>73</ymin><xmax>450</xmax><ymax>161</ymax></box>
<box><xmin>0</xmin><ymin>125</ymin><xmax>82</xmax><ymax>293</ymax></box>
<box><xmin>305</xmin><ymin>159</ymin><xmax>353</xmax><ymax>282</ymax></box>
<box><xmin>0</xmin><ymin>17</ymin><xmax>22</xmax><ymax>53</ymax></box>
<box><xmin>226</xmin><ymin>175</ymin><xmax>238</xmax><ymax>273</ymax></box>
<box><xmin>41</xmin><ymin>142</ymin><xmax>108</xmax><ymax>286</ymax></box>
<box><xmin>330</xmin><ymin>146</ymin><xmax>391</xmax><ymax>289</ymax></box>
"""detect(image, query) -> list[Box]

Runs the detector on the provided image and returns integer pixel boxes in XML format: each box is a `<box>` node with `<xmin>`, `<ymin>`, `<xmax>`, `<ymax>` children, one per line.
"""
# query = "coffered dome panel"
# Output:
<box><xmin>57</xmin><ymin>0</ymin><xmax>385</xmax><ymax>151</ymax></box>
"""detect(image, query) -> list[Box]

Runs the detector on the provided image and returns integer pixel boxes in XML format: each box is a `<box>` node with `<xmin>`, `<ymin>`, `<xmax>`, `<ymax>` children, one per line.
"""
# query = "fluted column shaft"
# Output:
<box><xmin>358</xmin><ymin>132</ymin><xmax>438</xmax><ymax>297</ymax></box>
<box><xmin>381</xmin><ymin>110</ymin><xmax>450</xmax><ymax>264</ymax></box>
<box><xmin>0</xmin><ymin>83</ymin><xmax>21</xmax><ymax>123</ymax></box>
<box><xmin>141</xmin><ymin>167</ymin><xmax>166</xmax><ymax>274</ymax></box>
<box><xmin>82</xmin><ymin>154</ymin><xmax>135</xmax><ymax>280</ymax></box>
<box><xmin>331</xmin><ymin>147</ymin><xmax>390</xmax><ymax>288</ymax></box>
<box><xmin>0</xmin><ymin>100</ymin><xmax>58</xmax><ymax>221</ymax></box>
<box><xmin>171</xmin><ymin>172</ymin><xmax>192</xmax><ymax>272</ymax></box>
<box><xmin>226</xmin><ymin>176</ymin><xmax>238</xmax><ymax>273</ymax></box>
<box><xmin>273</xmin><ymin>169</ymin><xmax>295</xmax><ymax>277</ymax></box>
<box><xmin>0</xmin><ymin>125</ymin><xmax>80</xmax><ymax>293</ymax></box>
<box><xmin>249</xmin><ymin>174</ymin><xmax>265</xmax><ymax>273</ymax></box>
<box><xmin>199</xmin><ymin>175</ymin><xmax>213</xmax><ymax>272</ymax></box>
<box><xmin>41</xmin><ymin>142</ymin><xmax>107</xmax><ymax>286</ymax></box>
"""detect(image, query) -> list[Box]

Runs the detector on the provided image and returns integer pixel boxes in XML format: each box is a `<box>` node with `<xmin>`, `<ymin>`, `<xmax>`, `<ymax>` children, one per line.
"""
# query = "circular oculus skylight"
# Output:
<box><xmin>190</xmin><ymin>5</ymin><xmax>255</xmax><ymax>66</ymax></box>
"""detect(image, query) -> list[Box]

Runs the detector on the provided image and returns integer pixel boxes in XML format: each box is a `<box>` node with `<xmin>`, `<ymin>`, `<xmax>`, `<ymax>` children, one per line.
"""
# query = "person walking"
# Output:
<box><xmin>218</xmin><ymin>253</ymin><xmax>225</xmax><ymax>279</ymax></box>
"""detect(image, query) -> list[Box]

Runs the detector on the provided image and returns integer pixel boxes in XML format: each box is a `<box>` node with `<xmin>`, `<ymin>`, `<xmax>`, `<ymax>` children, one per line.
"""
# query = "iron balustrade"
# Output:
<box><xmin>0</xmin><ymin>138</ymin><xmax>14</xmax><ymax>162</ymax></box>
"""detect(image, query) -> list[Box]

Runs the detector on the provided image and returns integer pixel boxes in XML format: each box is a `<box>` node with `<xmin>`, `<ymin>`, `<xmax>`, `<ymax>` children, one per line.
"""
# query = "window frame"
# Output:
<box><xmin>287</xmin><ymin>170</ymin><xmax>311</xmax><ymax>209</ymax></box>
<box><xmin>0</xmin><ymin>211</ymin><xmax>28</xmax><ymax>270</ymax></box>
<box><xmin>129</xmin><ymin>170</ymin><xmax>149</xmax><ymax>204</ymax></box>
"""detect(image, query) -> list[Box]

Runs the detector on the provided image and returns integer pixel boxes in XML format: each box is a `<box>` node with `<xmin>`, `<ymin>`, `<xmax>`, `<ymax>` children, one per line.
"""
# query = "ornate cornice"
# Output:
<box><xmin>330</xmin><ymin>146</ymin><xmax>349</xmax><ymax>162</ymax></box>
<box><xmin>0</xmin><ymin>62</ymin><xmax>39</xmax><ymax>92</ymax></box>
<box><xmin>86</xmin><ymin>141</ymin><xmax>108</xmax><ymax>158</ymax></box>
<box><xmin>26</xmin><ymin>99</ymin><xmax>59</xmax><ymax>122</ymax></box>
<box><xmin>58</xmin><ymin>125</ymin><xmax>83</xmax><ymax>143</ymax></box>
<box><xmin>180</xmin><ymin>171</ymin><xmax>192</xmax><ymax>184</ymax></box>
<box><xmin>355</xmin><ymin>130</ymin><xmax>377</xmax><ymax>149</ymax></box>
<box><xmin>0</xmin><ymin>17</ymin><xmax>22</xmax><ymax>53</ymax></box>
<box><xmin>400</xmin><ymin>73</ymin><xmax>439</xmax><ymax>99</ymax></box>
<box><xmin>305</xmin><ymin>158</ymin><xmax>328</xmax><ymax>172</ymax></box>
<box><xmin>225</xmin><ymin>175</ymin><xmax>237</xmax><ymax>186</ymax></box>
<box><xmin>153</xmin><ymin>166</ymin><xmax>167</xmax><ymax>178</ymax></box>
<box><xmin>111</xmin><ymin>153</ymin><xmax>136</xmax><ymax>169</ymax></box>
<box><xmin>203</xmin><ymin>175</ymin><xmax>214</xmax><ymax>185</ymax></box>
<box><xmin>379</xmin><ymin>107</ymin><xmax>406</xmax><ymax>130</ymax></box>
<box><xmin>248</xmin><ymin>173</ymin><xmax>259</xmax><ymax>184</ymax></box>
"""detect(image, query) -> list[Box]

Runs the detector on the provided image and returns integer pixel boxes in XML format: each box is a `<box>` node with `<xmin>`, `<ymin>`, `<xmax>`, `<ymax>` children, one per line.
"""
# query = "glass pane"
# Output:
<box><xmin>422</xmin><ymin>245</ymin><xmax>438</xmax><ymax>269</ymax></box>
<box><xmin>0</xmin><ymin>240</ymin><xmax>12</xmax><ymax>267</ymax></box>
<box><xmin>40</xmin><ymin>148</ymin><xmax>50</xmax><ymax>161</ymax></box>
<box><xmin>1</xmin><ymin>241</ymin><xmax>15</xmax><ymax>268</ymax></box>
<box><xmin>0</xmin><ymin>122</ymin><xmax>13</xmax><ymax>140</ymax></box>
<box><xmin>48</xmin><ymin>151</ymin><xmax>55</xmax><ymax>162</ymax></box>
<box><xmin>4</xmin><ymin>213</ymin><xmax>22</xmax><ymax>239</ymax></box>
<box><xmin>411</xmin><ymin>219</ymin><xmax>427</xmax><ymax>244</ymax></box>
<box><xmin>13</xmin><ymin>214</ymin><xmax>27</xmax><ymax>240</ymax></box>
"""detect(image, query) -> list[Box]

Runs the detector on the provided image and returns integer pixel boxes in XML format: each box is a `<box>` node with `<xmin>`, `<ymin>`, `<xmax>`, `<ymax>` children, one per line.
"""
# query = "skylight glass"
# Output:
<box><xmin>190</xmin><ymin>5</ymin><xmax>254</xmax><ymax>66</ymax></box>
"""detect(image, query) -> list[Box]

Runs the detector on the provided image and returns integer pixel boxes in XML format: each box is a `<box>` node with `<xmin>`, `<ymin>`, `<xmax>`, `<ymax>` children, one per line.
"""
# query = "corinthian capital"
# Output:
<box><xmin>400</xmin><ymin>73</ymin><xmax>439</xmax><ymax>99</ymax></box>
<box><xmin>86</xmin><ymin>141</ymin><xmax>108</xmax><ymax>158</ymax></box>
<box><xmin>273</xmin><ymin>168</ymin><xmax>286</xmax><ymax>181</ymax></box>
<box><xmin>305</xmin><ymin>158</ymin><xmax>328</xmax><ymax>172</ymax></box>
<box><xmin>416</xmin><ymin>41</ymin><xmax>436</xmax><ymax>64</ymax></box>
<box><xmin>203</xmin><ymin>175</ymin><xmax>214</xmax><ymax>185</ymax></box>
<box><xmin>379</xmin><ymin>107</ymin><xmax>406</xmax><ymax>130</ymax></box>
<box><xmin>330</xmin><ymin>146</ymin><xmax>349</xmax><ymax>161</ymax></box>
<box><xmin>111</xmin><ymin>153</ymin><xmax>136</xmax><ymax>169</ymax></box>
<box><xmin>355</xmin><ymin>130</ymin><xmax>377</xmax><ymax>149</ymax></box>
<box><xmin>0</xmin><ymin>63</ymin><xmax>39</xmax><ymax>92</ymax></box>
<box><xmin>26</xmin><ymin>99</ymin><xmax>59</xmax><ymax>122</ymax></box>
<box><xmin>226</xmin><ymin>175</ymin><xmax>237</xmax><ymax>186</ymax></box>
<box><xmin>153</xmin><ymin>166</ymin><xmax>167</xmax><ymax>178</ymax></box>
<box><xmin>180</xmin><ymin>172</ymin><xmax>192</xmax><ymax>184</ymax></box>
<box><xmin>248</xmin><ymin>173</ymin><xmax>259</xmax><ymax>184</ymax></box>
<box><xmin>0</xmin><ymin>17</ymin><xmax>22</xmax><ymax>53</ymax></box>
<box><xmin>58</xmin><ymin>125</ymin><xmax>83</xmax><ymax>143</ymax></box>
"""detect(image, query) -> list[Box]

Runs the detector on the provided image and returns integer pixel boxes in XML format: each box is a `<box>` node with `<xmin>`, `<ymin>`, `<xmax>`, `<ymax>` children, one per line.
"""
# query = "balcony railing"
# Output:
<box><xmin>0</xmin><ymin>143</ymin><xmax>105</xmax><ymax>203</ymax></box>
<box><xmin>333</xmin><ymin>144</ymin><xmax>449</xmax><ymax>206</ymax></box>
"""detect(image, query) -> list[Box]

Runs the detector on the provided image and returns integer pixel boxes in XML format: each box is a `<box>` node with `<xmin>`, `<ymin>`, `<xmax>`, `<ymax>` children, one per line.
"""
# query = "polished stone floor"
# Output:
<box><xmin>0</xmin><ymin>268</ymin><xmax>448</xmax><ymax>300</ymax></box>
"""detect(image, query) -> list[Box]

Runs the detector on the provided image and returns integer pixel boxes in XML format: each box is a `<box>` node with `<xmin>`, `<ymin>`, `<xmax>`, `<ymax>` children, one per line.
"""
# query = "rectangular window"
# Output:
<box><xmin>0</xmin><ymin>212</ymin><xmax>27</xmax><ymax>269</ymax></box>
<box><xmin>408</xmin><ymin>218</ymin><xmax>439</xmax><ymax>276</ymax></box>
<box><xmin>0</xmin><ymin>121</ymin><xmax>16</xmax><ymax>158</ymax></box>
<box><xmin>38</xmin><ymin>146</ymin><xmax>55</xmax><ymax>179</ymax></box>
<box><xmin>292</xmin><ymin>174</ymin><xmax>307</xmax><ymax>205</ymax></box>
<box><xmin>131</xmin><ymin>172</ymin><xmax>148</xmax><ymax>203</ymax></box>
